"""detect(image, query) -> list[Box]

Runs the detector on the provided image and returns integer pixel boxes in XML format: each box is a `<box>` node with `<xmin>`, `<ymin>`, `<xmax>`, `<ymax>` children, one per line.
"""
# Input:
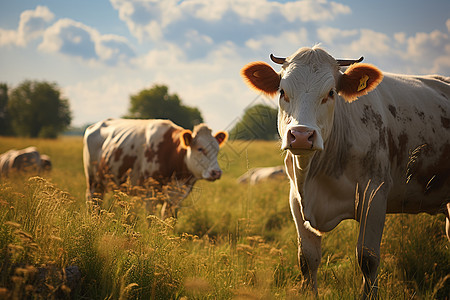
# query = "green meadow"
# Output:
<box><xmin>0</xmin><ymin>136</ymin><xmax>449</xmax><ymax>299</ymax></box>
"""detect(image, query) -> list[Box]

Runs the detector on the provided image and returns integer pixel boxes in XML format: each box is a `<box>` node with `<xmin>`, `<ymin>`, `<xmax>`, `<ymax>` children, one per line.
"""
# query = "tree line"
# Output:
<box><xmin>0</xmin><ymin>81</ymin><xmax>71</xmax><ymax>138</ymax></box>
<box><xmin>0</xmin><ymin>80</ymin><xmax>277</xmax><ymax>140</ymax></box>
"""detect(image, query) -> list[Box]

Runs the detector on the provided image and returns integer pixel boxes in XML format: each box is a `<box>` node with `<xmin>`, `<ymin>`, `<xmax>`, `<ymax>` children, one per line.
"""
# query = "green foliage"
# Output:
<box><xmin>0</xmin><ymin>137</ymin><xmax>449</xmax><ymax>299</ymax></box>
<box><xmin>229</xmin><ymin>104</ymin><xmax>279</xmax><ymax>140</ymax></box>
<box><xmin>126</xmin><ymin>84</ymin><xmax>203</xmax><ymax>130</ymax></box>
<box><xmin>0</xmin><ymin>83</ymin><xmax>13</xmax><ymax>136</ymax></box>
<box><xmin>8</xmin><ymin>80</ymin><xmax>72</xmax><ymax>138</ymax></box>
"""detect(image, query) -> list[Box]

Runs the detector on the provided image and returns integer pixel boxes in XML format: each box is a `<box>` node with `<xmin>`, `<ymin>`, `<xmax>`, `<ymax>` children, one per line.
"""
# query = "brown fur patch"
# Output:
<box><xmin>114</xmin><ymin>148</ymin><xmax>123</xmax><ymax>162</ymax></box>
<box><xmin>415</xmin><ymin>144</ymin><xmax>450</xmax><ymax>194</ymax></box>
<box><xmin>361</xmin><ymin>104</ymin><xmax>383</xmax><ymax>129</ymax></box>
<box><xmin>338</xmin><ymin>63</ymin><xmax>383</xmax><ymax>102</ymax></box>
<box><xmin>154</xmin><ymin>127</ymin><xmax>191</xmax><ymax>183</ymax></box>
<box><xmin>118</xmin><ymin>155</ymin><xmax>137</xmax><ymax>180</ymax></box>
<box><xmin>408</xmin><ymin>144</ymin><xmax>450</xmax><ymax>195</ymax></box>
<box><xmin>240</xmin><ymin>62</ymin><xmax>280</xmax><ymax>97</ymax></box>
<box><xmin>145</xmin><ymin>146</ymin><xmax>156</xmax><ymax>163</ymax></box>
<box><xmin>388</xmin><ymin>105</ymin><xmax>397</xmax><ymax>118</ymax></box>
<box><xmin>441</xmin><ymin>116</ymin><xmax>450</xmax><ymax>129</ymax></box>
<box><xmin>387</xmin><ymin>129</ymin><xmax>409</xmax><ymax>167</ymax></box>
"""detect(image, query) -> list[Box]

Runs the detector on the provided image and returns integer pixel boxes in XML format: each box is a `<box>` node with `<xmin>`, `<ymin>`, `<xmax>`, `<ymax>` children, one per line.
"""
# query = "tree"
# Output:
<box><xmin>229</xmin><ymin>104</ymin><xmax>279</xmax><ymax>140</ymax></box>
<box><xmin>8</xmin><ymin>80</ymin><xmax>72</xmax><ymax>138</ymax></box>
<box><xmin>126</xmin><ymin>84</ymin><xmax>203</xmax><ymax>129</ymax></box>
<box><xmin>0</xmin><ymin>83</ymin><xmax>13</xmax><ymax>136</ymax></box>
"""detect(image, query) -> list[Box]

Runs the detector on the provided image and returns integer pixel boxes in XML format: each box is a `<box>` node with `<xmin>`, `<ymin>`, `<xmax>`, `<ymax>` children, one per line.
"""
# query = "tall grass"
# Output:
<box><xmin>0</xmin><ymin>137</ymin><xmax>448</xmax><ymax>299</ymax></box>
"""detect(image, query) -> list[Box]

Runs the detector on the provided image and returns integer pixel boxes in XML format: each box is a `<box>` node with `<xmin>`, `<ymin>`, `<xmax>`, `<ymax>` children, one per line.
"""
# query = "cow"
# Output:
<box><xmin>237</xmin><ymin>165</ymin><xmax>285</xmax><ymax>185</ymax></box>
<box><xmin>83</xmin><ymin>118</ymin><xmax>228</xmax><ymax>217</ymax></box>
<box><xmin>0</xmin><ymin>146</ymin><xmax>43</xmax><ymax>177</ymax></box>
<box><xmin>241</xmin><ymin>46</ymin><xmax>450</xmax><ymax>299</ymax></box>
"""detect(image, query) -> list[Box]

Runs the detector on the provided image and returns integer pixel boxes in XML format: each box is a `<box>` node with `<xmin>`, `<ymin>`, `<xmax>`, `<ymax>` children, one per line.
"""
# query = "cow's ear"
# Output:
<box><xmin>214</xmin><ymin>131</ymin><xmax>228</xmax><ymax>147</ymax></box>
<box><xmin>180</xmin><ymin>130</ymin><xmax>193</xmax><ymax>149</ymax></box>
<box><xmin>338</xmin><ymin>63</ymin><xmax>383</xmax><ymax>102</ymax></box>
<box><xmin>241</xmin><ymin>62</ymin><xmax>280</xmax><ymax>97</ymax></box>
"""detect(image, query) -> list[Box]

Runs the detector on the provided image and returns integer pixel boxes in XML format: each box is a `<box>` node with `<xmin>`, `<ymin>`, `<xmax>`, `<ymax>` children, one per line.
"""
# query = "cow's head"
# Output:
<box><xmin>241</xmin><ymin>46</ymin><xmax>383</xmax><ymax>156</ymax></box>
<box><xmin>180</xmin><ymin>124</ymin><xmax>228</xmax><ymax>181</ymax></box>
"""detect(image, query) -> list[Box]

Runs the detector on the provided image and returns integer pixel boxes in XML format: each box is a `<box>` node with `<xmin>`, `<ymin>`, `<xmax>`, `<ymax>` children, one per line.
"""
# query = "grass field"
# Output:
<box><xmin>0</xmin><ymin>136</ymin><xmax>449</xmax><ymax>299</ymax></box>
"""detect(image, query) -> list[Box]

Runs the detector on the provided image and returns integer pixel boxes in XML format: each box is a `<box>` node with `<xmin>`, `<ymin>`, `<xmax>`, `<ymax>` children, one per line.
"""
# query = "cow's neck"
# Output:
<box><xmin>309</xmin><ymin>96</ymin><xmax>352</xmax><ymax>180</ymax></box>
<box><xmin>172</xmin><ymin>146</ymin><xmax>196</xmax><ymax>184</ymax></box>
<box><xmin>292</xmin><ymin>154</ymin><xmax>314</xmax><ymax>195</ymax></box>
<box><xmin>157</xmin><ymin>128</ymin><xmax>197</xmax><ymax>187</ymax></box>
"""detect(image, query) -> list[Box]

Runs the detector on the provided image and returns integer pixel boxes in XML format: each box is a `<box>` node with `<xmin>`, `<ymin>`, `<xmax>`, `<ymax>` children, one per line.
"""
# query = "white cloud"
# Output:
<box><xmin>281</xmin><ymin>0</ymin><xmax>351</xmax><ymax>22</ymax></box>
<box><xmin>315</xmin><ymin>27</ymin><xmax>394</xmax><ymax>62</ymax></box>
<box><xmin>317</xmin><ymin>24</ymin><xmax>450</xmax><ymax>75</ymax></box>
<box><xmin>246</xmin><ymin>28</ymin><xmax>310</xmax><ymax>57</ymax></box>
<box><xmin>0</xmin><ymin>5</ymin><xmax>54</xmax><ymax>46</ymax></box>
<box><xmin>406</xmin><ymin>30</ymin><xmax>449</xmax><ymax>58</ymax></box>
<box><xmin>39</xmin><ymin>19</ymin><xmax>98</xmax><ymax>60</ymax></box>
<box><xmin>110</xmin><ymin>0</ymin><xmax>351</xmax><ymax>50</ymax></box>
<box><xmin>317</xmin><ymin>27</ymin><xmax>358</xmax><ymax>45</ymax></box>
<box><xmin>65</xmin><ymin>39</ymin><xmax>257</xmax><ymax>131</ymax></box>
<box><xmin>346</xmin><ymin>29</ymin><xmax>392</xmax><ymax>57</ymax></box>
<box><xmin>0</xmin><ymin>29</ymin><xmax>17</xmax><ymax>46</ymax></box>
<box><xmin>65</xmin><ymin>74</ymin><xmax>147</xmax><ymax>125</ymax></box>
<box><xmin>97</xmin><ymin>34</ymin><xmax>136</xmax><ymax>65</ymax></box>
<box><xmin>405</xmin><ymin>29</ymin><xmax>450</xmax><ymax>74</ymax></box>
<box><xmin>39</xmin><ymin>19</ymin><xmax>135</xmax><ymax>65</ymax></box>
<box><xmin>393</xmin><ymin>32</ymin><xmax>406</xmax><ymax>45</ymax></box>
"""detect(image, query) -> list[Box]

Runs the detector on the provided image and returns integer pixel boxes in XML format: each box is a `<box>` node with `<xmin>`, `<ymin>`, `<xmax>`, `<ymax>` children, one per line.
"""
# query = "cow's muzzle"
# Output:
<box><xmin>282</xmin><ymin>126</ymin><xmax>323</xmax><ymax>152</ymax></box>
<box><xmin>207</xmin><ymin>169</ymin><xmax>222</xmax><ymax>181</ymax></box>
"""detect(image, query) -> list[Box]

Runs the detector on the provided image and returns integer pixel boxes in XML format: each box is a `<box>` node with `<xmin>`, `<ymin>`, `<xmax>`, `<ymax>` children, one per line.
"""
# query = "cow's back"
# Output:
<box><xmin>374</xmin><ymin>74</ymin><xmax>450</xmax><ymax>213</ymax></box>
<box><xmin>336</xmin><ymin>73</ymin><xmax>448</xmax><ymax>214</ymax></box>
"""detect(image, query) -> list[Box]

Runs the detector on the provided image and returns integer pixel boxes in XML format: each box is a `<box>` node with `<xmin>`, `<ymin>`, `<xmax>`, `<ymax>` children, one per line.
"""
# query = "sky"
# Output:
<box><xmin>0</xmin><ymin>0</ymin><xmax>449</xmax><ymax>132</ymax></box>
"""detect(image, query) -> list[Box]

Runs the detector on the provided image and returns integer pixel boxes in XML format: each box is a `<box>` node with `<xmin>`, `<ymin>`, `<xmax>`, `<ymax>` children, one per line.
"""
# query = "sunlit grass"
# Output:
<box><xmin>0</xmin><ymin>136</ymin><xmax>448</xmax><ymax>299</ymax></box>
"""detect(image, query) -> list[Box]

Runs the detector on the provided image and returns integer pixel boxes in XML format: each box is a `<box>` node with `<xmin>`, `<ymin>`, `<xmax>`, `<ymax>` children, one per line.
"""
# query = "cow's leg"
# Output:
<box><xmin>85</xmin><ymin>174</ymin><xmax>104</xmax><ymax>209</ymax></box>
<box><xmin>289</xmin><ymin>186</ymin><xmax>322</xmax><ymax>293</ymax></box>
<box><xmin>356</xmin><ymin>183</ymin><xmax>387</xmax><ymax>300</ymax></box>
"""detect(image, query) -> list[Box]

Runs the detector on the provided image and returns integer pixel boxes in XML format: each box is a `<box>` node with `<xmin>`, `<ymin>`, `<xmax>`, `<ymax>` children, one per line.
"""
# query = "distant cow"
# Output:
<box><xmin>83</xmin><ymin>119</ymin><xmax>228</xmax><ymax>217</ymax></box>
<box><xmin>241</xmin><ymin>46</ymin><xmax>450</xmax><ymax>298</ymax></box>
<box><xmin>0</xmin><ymin>147</ymin><xmax>48</xmax><ymax>177</ymax></box>
<box><xmin>237</xmin><ymin>166</ymin><xmax>285</xmax><ymax>185</ymax></box>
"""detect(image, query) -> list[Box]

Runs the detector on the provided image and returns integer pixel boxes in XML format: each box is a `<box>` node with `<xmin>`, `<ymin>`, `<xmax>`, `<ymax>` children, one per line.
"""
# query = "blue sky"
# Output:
<box><xmin>1</xmin><ymin>0</ymin><xmax>449</xmax><ymax>131</ymax></box>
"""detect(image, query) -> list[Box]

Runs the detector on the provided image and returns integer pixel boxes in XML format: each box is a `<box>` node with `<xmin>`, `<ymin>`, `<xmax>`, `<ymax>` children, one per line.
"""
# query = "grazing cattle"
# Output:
<box><xmin>241</xmin><ymin>46</ymin><xmax>450</xmax><ymax>298</ymax></box>
<box><xmin>83</xmin><ymin>118</ymin><xmax>228</xmax><ymax>216</ymax></box>
<box><xmin>0</xmin><ymin>147</ymin><xmax>43</xmax><ymax>177</ymax></box>
<box><xmin>237</xmin><ymin>165</ymin><xmax>285</xmax><ymax>185</ymax></box>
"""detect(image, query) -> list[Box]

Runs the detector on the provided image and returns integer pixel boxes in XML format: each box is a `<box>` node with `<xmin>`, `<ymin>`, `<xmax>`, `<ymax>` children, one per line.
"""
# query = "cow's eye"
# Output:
<box><xmin>322</xmin><ymin>89</ymin><xmax>335</xmax><ymax>104</ymax></box>
<box><xmin>280</xmin><ymin>89</ymin><xmax>289</xmax><ymax>102</ymax></box>
<box><xmin>329</xmin><ymin>90</ymin><xmax>334</xmax><ymax>98</ymax></box>
<box><xmin>198</xmin><ymin>147</ymin><xmax>206</xmax><ymax>155</ymax></box>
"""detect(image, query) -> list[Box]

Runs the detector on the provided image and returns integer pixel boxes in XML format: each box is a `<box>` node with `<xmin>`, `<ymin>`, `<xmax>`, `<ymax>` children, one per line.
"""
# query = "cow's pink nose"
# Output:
<box><xmin>287</xmin><ymin>128</ymin><xmax>315</xmax><ymax>149</ymax></box>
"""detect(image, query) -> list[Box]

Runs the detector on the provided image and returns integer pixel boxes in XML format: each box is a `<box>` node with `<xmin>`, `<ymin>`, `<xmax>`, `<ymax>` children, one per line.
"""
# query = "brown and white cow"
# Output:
<box><xmin>83</xmin><ymin>118</ymin><xmax>228</xmax><ymax>216</ymax></box>
<box><xmin>241</xmin><ymin>46</ymin><xmax>450</xmax><ymax>298</ymax></box>
<box><xmin>0</xmin><ymin>146</ymin><xmax>43</xmax><ymax>177</ymax></box>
